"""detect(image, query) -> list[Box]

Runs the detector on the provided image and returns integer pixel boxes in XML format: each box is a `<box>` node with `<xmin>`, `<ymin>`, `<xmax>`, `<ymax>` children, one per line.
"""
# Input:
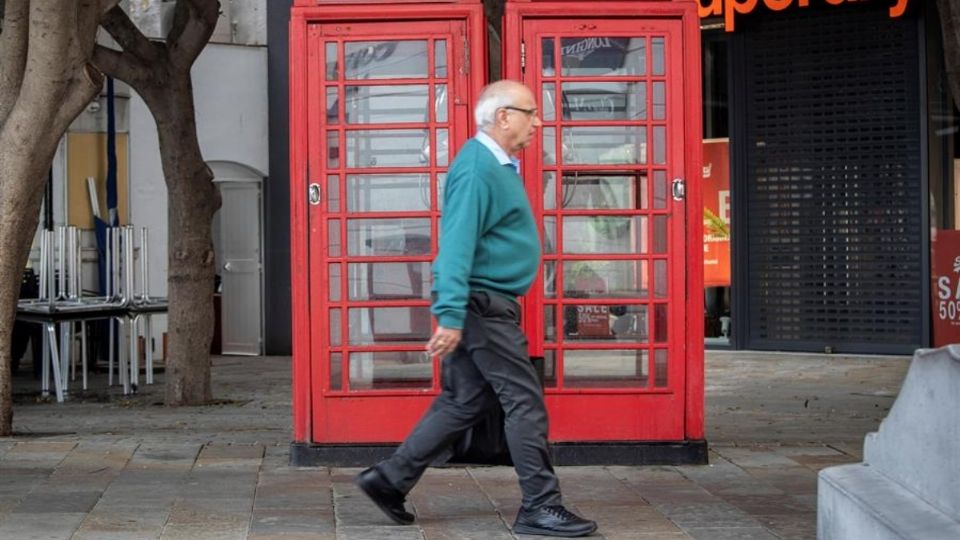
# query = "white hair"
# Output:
<box><xmin>474</xmin><ymin>82</ymin><xmax>519</xmax><ymax>129</ymax></box>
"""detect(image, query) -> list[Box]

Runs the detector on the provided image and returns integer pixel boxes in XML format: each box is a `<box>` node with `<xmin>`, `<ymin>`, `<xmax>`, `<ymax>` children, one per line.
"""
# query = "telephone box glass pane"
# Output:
<box><xmin>345</xmin><ymin>85</ymin><xmax>429</xmax><ymax>124</ymax></box>
<box><xmin>347</xmin><ymin>174</ymin><xmax>431</xmax><ymax>212</ymax></box>
<box><xmin>348</xmin><ymin>307</ymin><xmax>432</xmax><ymax>345</ymax></box>
<box><xmin>561</xmin><ymin>82</ymin><xmax>644</xmax><ymax>121</ymax></box>
<box><xmin>562</xmin><ymin>304</ymin><xmax>647</xmax><ymax>343</ymax></box>
<box><xmin>346</xmin><ymin>130</ymin><xmax>430</xmax><ymax>168</ymax></box>
<box><xmin>562</xmin><ymin>126</ymin><xmax>646</xmax><ymax>165</ymax></box>
<box><xmin>345</xmin><ymin>41</ymin><xmax>428</xmax><ymax>79</ymax></box>
<box><xmin>560</xmin><ymin>37</ymin><xmax>646</xmax><ymax>77</ymax></box>
<box><xmin>562</xmin><ymin>216</ymin><xmax>647</xmax><ymax>254</ymax></box>
<box><xmin>561</xmin><ymin>174</ymin><xmax>645</xmax><ymax>210</ymax></box>
<box><xmin>563</xmin><ymin>260</ymin><xmax>648</xmax><ymax>298</ymax></box>
<box><xmin>348</xmin><ymin>262</ymin><xmax>431</xmax><ymax>301</ymax></box>
<box><xmin>347</xmin><ymin>218</ymin><xmax>431</xmax><ymax>256</ymax></box>
<box><xmin>563</xmin><ymin>349</ymin><xmax>648</xmax><ymax>388</ymax></box>
<box><xmin>349</xmin><ymin>351</ymin><xmax>432</xmax><ymax>390</ymax></box>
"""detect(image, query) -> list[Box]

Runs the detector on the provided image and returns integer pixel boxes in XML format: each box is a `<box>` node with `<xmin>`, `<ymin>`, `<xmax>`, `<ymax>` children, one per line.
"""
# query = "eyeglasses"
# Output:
<box><xmin>502</xmin><ymin>105</ymin><xmax>538</xmax><ymax>117</ymax></box>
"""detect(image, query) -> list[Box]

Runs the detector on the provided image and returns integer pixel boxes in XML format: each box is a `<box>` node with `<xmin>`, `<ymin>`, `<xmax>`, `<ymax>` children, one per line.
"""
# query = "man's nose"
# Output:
<box><xmin>533</xmin><ymin>115</ymin><xmax>543</xmax><ymax>128</ymax></box>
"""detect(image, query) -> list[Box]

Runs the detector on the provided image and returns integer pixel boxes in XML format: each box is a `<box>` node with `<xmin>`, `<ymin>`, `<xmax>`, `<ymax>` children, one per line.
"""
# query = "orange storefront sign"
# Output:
<box><xmin>703</xmin><ymin>139</ymin><xmax>731</xmax><ymax>287</ymax></box>
<box><xmin>698</xmin><ymin>0</ymin><xmax>911</xmax><ymax>32</ymax></box>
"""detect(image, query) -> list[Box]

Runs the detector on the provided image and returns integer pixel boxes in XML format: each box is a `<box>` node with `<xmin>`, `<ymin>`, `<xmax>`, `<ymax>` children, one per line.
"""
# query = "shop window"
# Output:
<box><xmin>702</xmin><ymin>31</ymin><xmax>731</xmax><ymax>346</ymax></box>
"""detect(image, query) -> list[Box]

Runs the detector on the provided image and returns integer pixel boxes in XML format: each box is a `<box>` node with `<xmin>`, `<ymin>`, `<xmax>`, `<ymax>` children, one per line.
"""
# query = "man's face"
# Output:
<box><xmin>502</xmin><ymin>87</ymin><xmax>542</xmax><ymax>154</ymax></box>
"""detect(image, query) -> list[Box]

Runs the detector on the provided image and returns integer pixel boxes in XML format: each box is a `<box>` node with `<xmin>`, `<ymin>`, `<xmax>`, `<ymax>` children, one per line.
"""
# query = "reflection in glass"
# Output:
<box><xmin>542</xmin><ymin>83</ymin><xmax>556</xmax><ymax>121</ymax></box>
<box><xmin>437</xmin><ymin>129</ymin><xmax>449</xmax><ymax>166</ymax></box>
<box><xmin>544</xmin><ymin>261</ymin><xmax>556</xmax><ymax>298</ymax></box>
<box><xmin>652</xmin><ymin>37</ymin><xmax>665</xmax><ymax>76</ymax></box>
<box><xmin>542</xmin><ymin>38</ymin><xmax>555</xmax><ymax>76</ymax></box>
<box><xmin>327</xmin><ymin>87</ymin><xmax>339</xmax><ymax>124</ymax></box>
<box><xmin>347</xmin><ymin>218</ymin><xmax>431</xmax><ymax>256</ymax></box>
<box><xmin>560</xmin><ymin>37</ymin><xmax>646</xmax><ymax>77</ymax></box>
<box><xmin>654</xmin><ymin>259</ymin><xmax>667</xmax><ymax>298</ymax></box>
<box><xmin>654</xmin><ymin>349</ymin><xmax>668</xmax><ymax>387</ymax></box>
<box><xmin>653</xmin><ymin>216</ymin><xmax>667</xmax><ymax>253</ymax></box>
<box><xmin>349</xmin><ymin>307</ymin><xmax>432</xmax><ymax>345</ymax></box>
<box><xmin>346</xmin><ymin>129</ymin><xmax>429</xmax><ymax>168</ymax></box>
<box><xmin>347</xmin><ymin>174</ymin><xmax>430</xmax><ymax>212</ymax></box>
<box><xmin>563</xmin><ymin>260</ymin><xmax>648</xmax><ymax>298</ymax></box>
<box><xmin>345</xmin><ymin>40</ymin><xmax>428</xmax><ymax>79</ymax></box>
<box><xmin>348</xmin><ymin>262</ymin><xmax>431</xmax><ymax>301</ymax></box>
<box><xmin>543</xmin><ymin>350</ymin><xmax>558</xmax><ymax>388</ymax></box>
<box><xmin>435</xmin><ymin>84</ymin><xmax>448</xmax><ymax>123</ymax></box>
<box><xmin>653</xmin><ymin>126</ymin><xmax>667</xmax><ymax>165</ymax></box>
<box><xmin>329</xmin><ymin>263</ymin><xmax>341</xmax><ymax>301</ymax></box>
<box><xmin>561</xmin><ymin>82</ymin><xmax>645</xmax><ymax>121</ymax></box>
<box><xmin>561</xmin><ymin>174</ymin><xmax>644</xmax><ymax>210</ymax></box>
<box><xmin>542</xmin><ymin>127</ymin><xmax>556</xmax><ymax>165</ymax></box>
<box><xmin>327</xmin><ymin>131</ymin><xmax>340</xmax><ymax>168</ymax></box>
<box><xmin>345</xmin><ymin>85</ymin><xmax>428</xmax><ymax>124</ymax></box>
<box><xmin>562</xmin><ymin>126</ymin><xmax>646</xmax><ymax>164</ymax></box>
<box><xmin>329</xmin><ymin>308</ymin><xmax>341</xmax><ymax>346</ymax></box>
<box><xmin>543</xmin><ymin>171</ymin><xmax>556</xmax><ymax>210</ymax></box>
<box><xmin>349</xmin><ymin>351</ymin><xmax>432</xmax><ymax>390</ymax></box>
<box><xmin>544</xmin><ymin>216</ymin><xmax>557</xmax><ymax>255</ymax></box>
<box><xmin>328</xmin><ymin>220</ymin><xmax>341</xmax><ymax>257</ymax></box>
<box><xmin>327</xmin><ymin>174</ymin><xmax>340</xmax><ymax>212</ymax></box>
<box><xmin>653</xmin><ymin>170</ymin><xmax>667</xmax><ymax>209</ymax></box>
<box><xmin>653</xmin><ymin>82</ymin><xmax>666</xmax><ymax>120</ymax></box>
<box><xmin>544</xmin><ymin>305</ymin><xmax>556</xmax><ymax>342</ymax></box>
<box><xmin>654</xmin><ymin>303</ymin><xmax>667</xmax><ymax>342</ymax></box>
<box><xmin>330</xmin><ymin>353</ymin><xmax>342</xmax><ymax>390</ymax></box>
<box><xmin>326</xmin><ymin>42</ymin><xmax>338</xmax><ymax>80</ymax></box>
<box><xmin>563</xmin><ymin>304</ymin><xmax>647</xmax><ymax>342</ymax></box>
<box><xmin>563</xmin><ymin>216</ymin><xmax>646</xmax><ymax>254</ymax></box>
<box><xmin>563</xmin><ymin>349</ymin><xmax>647</xmax><ymax>388</ymax></box>
<box><xmin>435</xmin><ymin>40</ymin><xmax>447</xmax><ymax>77</ymax></box>
<box><xmin>437</xmin><ymin>173</ymin><xmax>447</xmax><ymax>212</ymax></box>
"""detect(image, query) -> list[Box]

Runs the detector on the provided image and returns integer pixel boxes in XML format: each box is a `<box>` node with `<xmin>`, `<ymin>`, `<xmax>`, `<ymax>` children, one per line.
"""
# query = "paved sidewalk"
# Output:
<box><xmin>0</xmin><ymin>351</ymin><xmax>910</xmax><ymax>539</ymax></box>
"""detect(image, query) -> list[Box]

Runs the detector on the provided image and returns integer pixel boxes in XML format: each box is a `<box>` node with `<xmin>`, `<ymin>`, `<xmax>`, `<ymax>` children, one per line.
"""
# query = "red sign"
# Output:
<box><xmin>932</xmin><ymin>229</ymin><xmax>960</xmax><ymax>347</ymax></box>
<box><xmin>703</xmin><ymin>139</ymin><xmax>731</xmax><ymax>287</ymax></box>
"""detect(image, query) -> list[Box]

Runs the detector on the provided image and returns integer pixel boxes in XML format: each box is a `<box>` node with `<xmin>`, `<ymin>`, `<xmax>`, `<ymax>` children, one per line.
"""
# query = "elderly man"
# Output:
<box><xmin>355</xmin><ymin>80</ymin><xmax>597</xmax><ymax>538</ymax></box>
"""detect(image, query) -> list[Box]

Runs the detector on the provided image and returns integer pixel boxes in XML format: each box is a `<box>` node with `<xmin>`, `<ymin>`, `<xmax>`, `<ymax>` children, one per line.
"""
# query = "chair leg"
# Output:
<box><xmin>46</xmin><ymin>324</ymin><xmax>64</xmax><ymax>403</ymax></box>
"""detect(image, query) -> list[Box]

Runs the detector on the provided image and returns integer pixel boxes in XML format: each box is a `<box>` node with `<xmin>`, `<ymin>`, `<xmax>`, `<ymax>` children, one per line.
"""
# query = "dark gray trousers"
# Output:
<box><xmin>377</xmin><ymin>291</ymin><xmax>562</xmax><ymax>510</ymax></box>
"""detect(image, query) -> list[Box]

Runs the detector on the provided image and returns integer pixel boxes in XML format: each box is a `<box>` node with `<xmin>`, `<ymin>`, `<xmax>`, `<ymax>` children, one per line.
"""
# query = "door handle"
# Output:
<box><xmin>672</xmin><ymin>178</ymin><xmax>685</xmax><ymax>201</ymax></box>
<box><xmin>309</xmin><ymin>183</ymin><xmax>321</xmax><ymax>206</ymax></box>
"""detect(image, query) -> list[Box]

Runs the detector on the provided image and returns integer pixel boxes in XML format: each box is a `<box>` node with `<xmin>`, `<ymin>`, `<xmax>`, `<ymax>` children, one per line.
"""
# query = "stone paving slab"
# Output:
<box><xmin>0</xmin><ymin>351</ymin><xmax>910</xmax><ymax>538</ymax></box>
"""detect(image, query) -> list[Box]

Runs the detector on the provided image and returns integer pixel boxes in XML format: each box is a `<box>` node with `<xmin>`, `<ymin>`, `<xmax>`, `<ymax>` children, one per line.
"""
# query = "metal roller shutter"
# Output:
<box><xmin>741</xmin><ymin>4</ymin><xmax>923</xmax><ymax>354</ymax></box>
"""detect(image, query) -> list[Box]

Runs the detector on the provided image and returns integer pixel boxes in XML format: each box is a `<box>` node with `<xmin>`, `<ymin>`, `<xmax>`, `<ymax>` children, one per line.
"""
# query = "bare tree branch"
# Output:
<box><xmin>168</xmin><ymin>0</ymin><xmax>219</xmax><ymax>70</ymax></box>
<box><xmin>92</xmin><ymin>44</ymin><xmax>144</xmax><ymax>85</ymax></box>
<box><xmin>0</xmin><ymin>0</ymin><xmax>30</xmax><ymax>126</ymax></box>
<box><xmin>938</xmin><ymin>0</ymin><xmax>960</xmax><ymax>111</ymax></box>
<box><xmin>101</xmin><ymin>4</ymin><xmax>163</xmax><ymax>63</ymax></box>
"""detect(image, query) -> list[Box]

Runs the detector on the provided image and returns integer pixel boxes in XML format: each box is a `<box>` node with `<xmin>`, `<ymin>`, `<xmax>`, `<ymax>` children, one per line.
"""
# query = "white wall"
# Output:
<box><xmin>130</xmin><ymin>43</ymin><xmax>269</xmax><ymax>349</ymax></box>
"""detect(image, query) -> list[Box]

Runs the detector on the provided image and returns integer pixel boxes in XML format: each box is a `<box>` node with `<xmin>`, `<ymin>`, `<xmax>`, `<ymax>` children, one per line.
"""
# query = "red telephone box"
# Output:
<box><xmin>290</xmin><ymin>0</ymin><xmax>704</xmax><ymax>465</ymax></box>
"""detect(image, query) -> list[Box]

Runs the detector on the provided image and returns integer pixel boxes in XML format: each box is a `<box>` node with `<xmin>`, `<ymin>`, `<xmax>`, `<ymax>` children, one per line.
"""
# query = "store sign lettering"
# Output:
<box><xmin>931</xmin><ymin>230</ymin><xmax>960</xmax><ymax>346</ymax></box>
<box><xmin>698</xmin><ymin>0</ymin><xmax>911</xmax><ymax>32</ymax></box>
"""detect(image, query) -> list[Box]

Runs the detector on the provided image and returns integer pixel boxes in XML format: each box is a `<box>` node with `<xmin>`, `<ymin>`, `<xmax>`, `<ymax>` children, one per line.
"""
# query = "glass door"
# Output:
<box><xmin>307</xmin><ymin>20</ymin><xmax>472</xmax><ymax>442</ymax></box>
<box><xmin>522</xmin><ymin>19</ymin><xmax>688</xmax><ymax>441</ymax></box>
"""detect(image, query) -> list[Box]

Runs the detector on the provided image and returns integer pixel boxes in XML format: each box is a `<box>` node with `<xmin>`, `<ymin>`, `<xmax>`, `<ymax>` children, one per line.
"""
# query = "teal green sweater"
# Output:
<box><xmin>431</xmin><ymin>138</ymin><xmax>541</xmax><ymax>329</ymax></box>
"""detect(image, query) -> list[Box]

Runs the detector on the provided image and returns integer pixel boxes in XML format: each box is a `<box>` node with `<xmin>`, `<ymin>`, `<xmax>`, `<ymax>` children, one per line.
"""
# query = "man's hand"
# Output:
<box><xmin>426</xmin><ymin>326</ymin><xmax>462</xmax><ymax>358</ymax></box>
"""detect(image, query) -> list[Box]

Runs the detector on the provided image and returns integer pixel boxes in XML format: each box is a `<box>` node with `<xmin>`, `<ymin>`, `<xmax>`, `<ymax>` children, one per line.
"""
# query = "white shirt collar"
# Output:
<box><xmin>475</xmin><ymin>131</ymin><xmax>521</xmax><ymax>173</ymax></box>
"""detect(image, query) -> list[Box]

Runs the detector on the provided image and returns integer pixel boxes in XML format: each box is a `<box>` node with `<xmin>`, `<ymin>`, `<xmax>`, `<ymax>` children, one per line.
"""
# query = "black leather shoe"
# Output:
<box><xmin>354</xmin><ymin>467</ymin><xmax>415</xmax><ymax>525</ymax></box>
<box><xmin>513</xmin><ymin>505</ymin><xmax>597</xmax><ymax>537</ymax></box>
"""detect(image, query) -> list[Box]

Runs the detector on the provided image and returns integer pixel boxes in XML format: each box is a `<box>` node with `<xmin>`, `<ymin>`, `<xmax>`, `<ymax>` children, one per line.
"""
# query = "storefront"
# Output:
<box><xmin>287</xmin><ymin>0</ymin><xmax>706</xmax><ymax>465</ymax></box>
<box><xmin>698</xmin><ymin>0</ymin><xmax>952</xmax><ymax>355</ymax></box>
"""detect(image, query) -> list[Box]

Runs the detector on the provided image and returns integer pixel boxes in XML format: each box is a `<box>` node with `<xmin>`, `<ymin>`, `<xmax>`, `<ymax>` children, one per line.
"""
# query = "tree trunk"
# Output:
<box><xmin>146</xmin><ymin>76</ymin><xmax>220</xmax><ymax>405</ymax></box>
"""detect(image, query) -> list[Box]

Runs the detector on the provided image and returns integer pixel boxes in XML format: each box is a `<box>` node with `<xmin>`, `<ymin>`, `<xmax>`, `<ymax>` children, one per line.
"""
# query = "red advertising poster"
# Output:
<box><xmin>703</xmin><ymin>139</ymin><xmax>731</xmax><ymax>287</ymax></box>
<box><xmin>931</xmin><ymin>229</ymin><xmax>960</xmax><ymax>346</ymax></box>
